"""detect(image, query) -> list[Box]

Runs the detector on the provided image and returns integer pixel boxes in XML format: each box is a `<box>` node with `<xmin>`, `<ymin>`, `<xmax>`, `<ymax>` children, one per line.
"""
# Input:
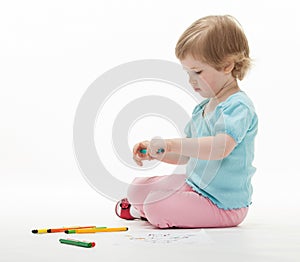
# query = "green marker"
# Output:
<box><xmin>65</xmin><ymin>229</ymin><xmax>77</xmax><ymax>234</ymax></box>
<box><xmin>65</xmin><ymin>227</ymin><xmax>106</xmax><ymax>234</ymax></box>
<box><xmin>140</xmin><ymin>149</ymin><xmax>147</xmax><ymax>154</ymax></box>
<box><xmin>59</xmin><ymin>238</ymin><xmax>95</xmax><ymax>248</ymax></box>
<box><xmin>140</xmin><ymin>148</ymin><xmax>165</xmax><ymax>154</ymax></box>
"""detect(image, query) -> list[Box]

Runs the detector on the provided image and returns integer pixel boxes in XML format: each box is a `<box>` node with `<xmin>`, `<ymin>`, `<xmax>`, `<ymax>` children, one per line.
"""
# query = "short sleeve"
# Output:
<box><xmin>214</xmin><ymin>101</ymin><xmax>253</xmax><ymax>144</ymax></box>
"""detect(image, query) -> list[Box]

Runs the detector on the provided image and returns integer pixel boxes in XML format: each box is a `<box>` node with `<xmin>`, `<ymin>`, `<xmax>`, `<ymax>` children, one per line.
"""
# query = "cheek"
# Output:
<box><xmin>201</xmin><ymin>71</ymin><xmax>224</xmax><ymax>91</ymax></box>
<box><xmin>198</xmin><ymin>73</ymin><xmax>217</xmax><ymax>92</ymax></box>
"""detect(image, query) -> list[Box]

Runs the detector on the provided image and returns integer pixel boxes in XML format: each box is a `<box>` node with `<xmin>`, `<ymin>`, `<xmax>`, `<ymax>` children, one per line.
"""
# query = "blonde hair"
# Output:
<box><xmin>175</xmin><ymin>15</ymin><xmax>251</xmax><ymax>80</ymax></box>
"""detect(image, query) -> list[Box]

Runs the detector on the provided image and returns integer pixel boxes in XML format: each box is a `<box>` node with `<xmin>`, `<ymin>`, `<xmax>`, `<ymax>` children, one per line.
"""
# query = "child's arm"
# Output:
<box><xmin>133</xmin><ymin>140</ymin><xmax>190</xmax><ymax>166</ymax></box>
<box><xmin>149</xmin><ymin>134</ymin><xmax>236</xmax><ymax>160</ymax></box>
<box><xmin>156</xmin><ymin>152</ymin><xmax>190</xmax><ymax>165</ymax></box>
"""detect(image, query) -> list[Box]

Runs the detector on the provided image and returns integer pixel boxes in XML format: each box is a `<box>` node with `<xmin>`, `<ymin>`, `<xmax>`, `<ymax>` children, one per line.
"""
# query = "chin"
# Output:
<box><xmin>197</xmin><ymin>91</ymin><xmax>209</xmax><ymax>98</ymax></box>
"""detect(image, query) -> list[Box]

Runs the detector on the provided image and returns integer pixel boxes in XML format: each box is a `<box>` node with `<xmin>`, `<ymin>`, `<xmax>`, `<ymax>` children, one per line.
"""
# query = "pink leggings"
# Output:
<box><xmin>127</xmin><ymin>174</ymin><xmax>248</xmax><ymax>229</ymax></box>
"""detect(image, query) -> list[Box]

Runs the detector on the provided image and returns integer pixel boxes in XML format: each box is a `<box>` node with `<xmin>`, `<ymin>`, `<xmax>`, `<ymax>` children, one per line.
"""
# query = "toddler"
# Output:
<box><xmin>115</xmin><ymin>15</ymin><xmax>258</xmax><ymax>228</ymax></box>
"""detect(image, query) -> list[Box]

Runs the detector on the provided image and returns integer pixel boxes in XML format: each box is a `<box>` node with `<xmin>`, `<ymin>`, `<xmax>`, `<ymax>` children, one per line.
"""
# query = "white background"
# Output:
<box><xmin>1</xmin><ymin>1</ymin><xmax>300</xmax><ymax>261</ymax></box>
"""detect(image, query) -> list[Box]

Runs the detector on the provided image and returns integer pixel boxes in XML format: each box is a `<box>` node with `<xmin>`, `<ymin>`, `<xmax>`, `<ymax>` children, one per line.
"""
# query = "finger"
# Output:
<box><xmin>133</xmin><ymin>143</ymin><xmax>140</xmax><ymax>155</ymax></box>
<box><xmin>133</xmin><ymin>156</ymin><xmax>143</xmax><ymax>166</ymax></box>
<box><xmin>135</xmin><ymin>160</ymin><xmax>143</xmax><ymax>166</ymax></box>
<box><xmin>139</xmin><ymin>141</ymin><xmax>149</xmax><ymax>153</ymax></box>
<box><xmin>133</xmin><ymin>141</ymin><xmax>148</xmax><ymax>155</ymax></box>
<box><xmin>133</xmin><ymin>152</ymin><xmax>146</xmax><ymax>165</ymax></box>
<box><xmin>133</xmin><ymin>152</ymin><xmax>142</xmax><ymax>162</ymax></box>
<box><xmin>133</xmin><ymin>151</ymin><xmax>152</xmax><ymax>165</ymax></box>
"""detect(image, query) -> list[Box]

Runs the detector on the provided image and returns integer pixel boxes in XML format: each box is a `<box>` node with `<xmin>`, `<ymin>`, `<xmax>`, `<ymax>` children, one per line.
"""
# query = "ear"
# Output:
<box><xmin>223</xmin><ymin>62</ymin><xmax>235</xmax><ymax>74</ymax></box>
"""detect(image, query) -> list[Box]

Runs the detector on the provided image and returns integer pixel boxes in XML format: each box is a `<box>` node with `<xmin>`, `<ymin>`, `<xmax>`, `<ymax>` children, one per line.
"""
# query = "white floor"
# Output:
<box><xmin>2</xmin><ymin>174</ymin><xmax>300</xmax><ymax>262</ymax></box>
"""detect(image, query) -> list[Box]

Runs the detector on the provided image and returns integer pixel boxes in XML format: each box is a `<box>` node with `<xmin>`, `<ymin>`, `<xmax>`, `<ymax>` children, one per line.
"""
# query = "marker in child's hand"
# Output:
<box><xmin>140</xmin><ymin>148</ymin><xmax>165</xmax><ymax>154</ymax></box>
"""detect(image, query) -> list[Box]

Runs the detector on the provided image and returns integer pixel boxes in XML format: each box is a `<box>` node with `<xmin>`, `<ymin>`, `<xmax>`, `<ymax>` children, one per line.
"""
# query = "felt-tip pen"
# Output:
<box><xmin>65</xmin><ymin>227</ymin><xmax>128</xmax><ymax>234</ymax></box>
<box><xmin>59</xmin><ymin>238</ymin><xmax>95</xmax><ymax>248</ymax></box>
<box><xmin>47</xmin><ymin>226</ymin><xmax>96</xmax><ymax>233</ymax></box>
<box><xmin>65</xmin><ymin>227</ymin><xmax>107</xmax><ymax>234</ymax></box>
<box><xmin>32</xmin><ymin>226</ymin><xmax>97</xmax><ymax>234</ymax></box>
<box><xmin>140</xmin><ymin>148</ymin><xmax>165</xmax><ymax>154</ymax></box>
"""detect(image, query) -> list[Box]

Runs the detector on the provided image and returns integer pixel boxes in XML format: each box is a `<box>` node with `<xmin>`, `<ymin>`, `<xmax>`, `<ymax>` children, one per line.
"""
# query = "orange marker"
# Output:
<box><xmin>32</xmin><ymin>226</ymin><xmax>97</xmax><ymax>234</ymax></box>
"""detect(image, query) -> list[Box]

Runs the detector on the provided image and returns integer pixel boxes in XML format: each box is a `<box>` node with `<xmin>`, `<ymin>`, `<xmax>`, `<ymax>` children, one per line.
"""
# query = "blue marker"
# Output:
<box><xmin>140</xmin><ymin>148</ymin><xmax>165</xmax><ymax>154</ymax></box>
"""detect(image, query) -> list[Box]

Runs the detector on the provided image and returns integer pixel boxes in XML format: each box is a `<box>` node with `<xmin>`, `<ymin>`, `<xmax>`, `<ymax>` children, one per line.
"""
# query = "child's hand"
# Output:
<box><xmin>148</xmin><ymin>138</ymin><xmax>168</xmax><ymax>160</ymax></box>
<box><xmin>132</xmin><ymin>140</ymin><xmax>154</xmax><ymax>166</ymax></box>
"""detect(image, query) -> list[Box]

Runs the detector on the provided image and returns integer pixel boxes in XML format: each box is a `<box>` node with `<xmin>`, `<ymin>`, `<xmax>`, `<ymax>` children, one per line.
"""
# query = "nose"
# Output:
<box><xmin>189</xmin><ymin>77</ymin><xmax>197</xmax><ymax>86</ymax></box>
<box><xmin>186</xmin><ymin>71</ymin><xmax>199</xmax><ymax>87</ymax></box>
<box><xmin>187</xmin><ymin>72</ymin><xmax>197</xmax><ymax>85</ymax></box>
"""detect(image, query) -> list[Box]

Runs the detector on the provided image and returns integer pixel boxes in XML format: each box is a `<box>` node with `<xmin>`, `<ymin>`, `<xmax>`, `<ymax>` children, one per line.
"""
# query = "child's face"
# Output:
<box><xmin>180</xmin><ymin>55</ymin><xmax>232</xmax><ymax>98</ymax></box>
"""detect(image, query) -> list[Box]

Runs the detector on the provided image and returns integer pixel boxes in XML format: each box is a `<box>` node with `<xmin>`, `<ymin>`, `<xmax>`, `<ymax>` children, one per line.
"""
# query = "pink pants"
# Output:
<box><xmin>127</xmin><ymin>174</ymin><xmax>248</xmax><ymax>229</ymax></box>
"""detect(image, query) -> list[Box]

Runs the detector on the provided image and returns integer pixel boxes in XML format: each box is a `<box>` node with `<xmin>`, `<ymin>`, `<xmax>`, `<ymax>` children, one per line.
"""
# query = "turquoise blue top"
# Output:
<box><xmin>184</xmin><ymin>91</ymin><xmax>258</xmax><ymax>210</ymax></box>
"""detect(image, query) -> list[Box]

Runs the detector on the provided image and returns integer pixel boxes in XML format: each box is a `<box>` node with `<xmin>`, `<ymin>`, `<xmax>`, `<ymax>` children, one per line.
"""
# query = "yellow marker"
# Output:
<box><xmin>67</xmin><ymin>227</ymin><xmax>128</xmax><ymax>234</ymax></box>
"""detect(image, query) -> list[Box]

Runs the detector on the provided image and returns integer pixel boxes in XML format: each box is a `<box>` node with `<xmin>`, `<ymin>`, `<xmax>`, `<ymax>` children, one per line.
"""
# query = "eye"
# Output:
<box><xmin>195</xmin><ymin>70</ymin><xmax>203</xmax><ymax>75</ymax></box>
